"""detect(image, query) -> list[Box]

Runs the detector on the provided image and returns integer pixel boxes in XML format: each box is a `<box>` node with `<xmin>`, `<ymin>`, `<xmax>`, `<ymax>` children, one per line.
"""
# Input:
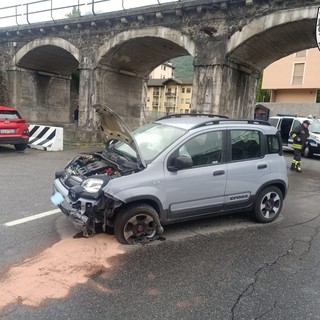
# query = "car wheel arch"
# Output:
<box><xmin>254</xmin><ymin>180</ymin><xmax>287</xmax><ymax>201</ymax></box>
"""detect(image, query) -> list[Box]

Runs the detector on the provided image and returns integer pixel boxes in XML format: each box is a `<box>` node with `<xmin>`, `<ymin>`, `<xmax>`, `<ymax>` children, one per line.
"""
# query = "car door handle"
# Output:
<box><xmin>213</xmin><ymin>170</ymin><xmax>225</xmax><ymax>176</ymax></box>
<box><xmin>257</xmin><ymin>164</ymin><xmax>267</xmax><ymax>169</ymax></box>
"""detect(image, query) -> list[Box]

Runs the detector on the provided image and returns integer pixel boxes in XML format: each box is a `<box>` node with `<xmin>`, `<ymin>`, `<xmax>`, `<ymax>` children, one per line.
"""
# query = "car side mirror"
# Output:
<box><xmin>168</xmin><ymin>156</ymin><xmax>193</xmax><ymax>172</ymax></box>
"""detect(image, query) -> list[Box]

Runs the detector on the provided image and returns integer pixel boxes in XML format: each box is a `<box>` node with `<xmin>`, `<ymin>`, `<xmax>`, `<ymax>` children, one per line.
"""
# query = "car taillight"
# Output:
<box><xmin>23</xmin><ymin>129</ymin><xmax>29</xmax><ymax>136</ymax></box>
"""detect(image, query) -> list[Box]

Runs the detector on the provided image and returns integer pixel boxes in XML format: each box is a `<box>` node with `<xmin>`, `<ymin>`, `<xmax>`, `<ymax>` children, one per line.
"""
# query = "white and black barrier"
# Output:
<box><xmin>28</xmin><ymin>125</ymin><xmax>63</xmax><ymax>151</ymax></box>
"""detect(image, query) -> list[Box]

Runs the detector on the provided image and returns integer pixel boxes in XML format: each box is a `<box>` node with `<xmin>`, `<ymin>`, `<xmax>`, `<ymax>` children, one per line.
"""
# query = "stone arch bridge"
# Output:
<box><xmin>0</xmin><ymin>0</ymin><xmax>319</xmax><ymax>141</ymax></box>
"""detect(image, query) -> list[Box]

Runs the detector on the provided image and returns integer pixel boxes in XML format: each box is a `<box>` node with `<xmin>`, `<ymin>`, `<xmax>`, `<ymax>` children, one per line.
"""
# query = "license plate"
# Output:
<box><xmin>51</xmin><ymin>192</ymin><xmax>64</xmax><ymax>206</ymax></box>
<box><xmin>0</xmin><ymin>129</ymin><xmax>15</xmax><ymax>134</ymax></box>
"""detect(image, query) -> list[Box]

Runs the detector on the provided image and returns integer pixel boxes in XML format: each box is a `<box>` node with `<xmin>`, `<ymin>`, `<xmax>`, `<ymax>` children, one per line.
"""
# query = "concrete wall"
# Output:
<box><xmin>259</xmin><ymin>102</ymin><xmax>320</xmax><ymax>118</ymax></box>
<box><xmin>7</xmin><ymin>69</ymin><xmax>71</xmax><ymax>124</ymax></box>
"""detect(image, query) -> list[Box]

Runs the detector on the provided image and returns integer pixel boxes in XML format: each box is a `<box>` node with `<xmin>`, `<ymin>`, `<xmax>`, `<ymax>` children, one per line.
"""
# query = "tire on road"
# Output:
<box><xmin>114</xmin><ymin>204</ymin><xmax>160</xmax><ymax>245</ymax></box>
<box><xmin>253</xmin><ymin>186</ymin><xmax>283</xmax><ymax>223</ymax></box>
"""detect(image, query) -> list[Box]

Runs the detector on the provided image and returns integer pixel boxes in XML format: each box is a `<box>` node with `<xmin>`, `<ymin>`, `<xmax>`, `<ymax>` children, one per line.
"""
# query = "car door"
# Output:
<box><xmin>288</xmin><ymin>119</ymin><xmax>302</xmax><ymax>149</ymax></box>
<box><xmin>164</xmin><ymin>129</ymin><xmax>227</xmax><ymax>221</ymax></box>
<box><xmin>224</xmin><ymin>128</ymin><xmax>269</xmax><ymax>210</ymax></box>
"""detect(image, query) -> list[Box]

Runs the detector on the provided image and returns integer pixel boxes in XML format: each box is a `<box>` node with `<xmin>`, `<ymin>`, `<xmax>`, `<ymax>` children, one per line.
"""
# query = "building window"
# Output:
<box><xmin>186</xmin><ymin>88</ymin><xmax>191</xmax><ymax>93</ymax></box>
<box><xmin>182</xmin><ymin>88</ymin><xmax>185</xmax><ymax>93</ymax></box>
<box><xmin>295</xmin><ymin>50</ymin><xmax>307</xmax><ymax>57</ymax></box>
<box><xmin>292</xmin><ymin>63</ymin><xmax>305</xmax><ymax>85</ymax></box>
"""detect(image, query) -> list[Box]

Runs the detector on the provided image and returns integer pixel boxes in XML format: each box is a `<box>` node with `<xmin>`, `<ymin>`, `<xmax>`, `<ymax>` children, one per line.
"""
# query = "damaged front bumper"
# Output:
<box><xmin>51</xmin><ymin>178</ymin><xmax>104</xmax><ymax>236</ymax></box>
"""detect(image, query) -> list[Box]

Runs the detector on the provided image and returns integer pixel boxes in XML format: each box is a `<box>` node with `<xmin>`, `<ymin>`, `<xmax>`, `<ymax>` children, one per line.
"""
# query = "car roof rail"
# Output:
<box><xmin>156</xmin><ymin>113</ymin><xmax>229</xmax><ymax>120</ymax></box>
<box><xmin>191</xmin><ymin>119</ymin><xmax>272</xmax><ymax>129</ymax></box>
<box><xmin>276</xmin><ymin>113</ymin><xmax>297</xmax><ymax>117</ymax></box>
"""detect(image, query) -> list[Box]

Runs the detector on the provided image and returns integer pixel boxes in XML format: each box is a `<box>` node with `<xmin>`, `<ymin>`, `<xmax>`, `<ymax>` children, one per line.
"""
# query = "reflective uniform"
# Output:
<box><xmin>290</xmin><ymin>122</ymin><xmax>310</xmax><ymax>172</ymax></box>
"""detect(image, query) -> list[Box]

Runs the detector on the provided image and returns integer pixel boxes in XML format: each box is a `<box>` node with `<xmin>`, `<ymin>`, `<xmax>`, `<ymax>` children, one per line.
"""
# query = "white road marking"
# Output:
<box><xmin>3</xmin><ymin>209</ymin><xmax>61</xmax><ymax>227</ymax></box>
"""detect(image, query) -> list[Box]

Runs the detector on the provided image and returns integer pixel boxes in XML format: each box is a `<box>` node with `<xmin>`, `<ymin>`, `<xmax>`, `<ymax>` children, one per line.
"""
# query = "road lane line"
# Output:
<box><xmin>3</xmin><ymin>209</ymin><xmax>61</xmax><ymax>227</ymax></box>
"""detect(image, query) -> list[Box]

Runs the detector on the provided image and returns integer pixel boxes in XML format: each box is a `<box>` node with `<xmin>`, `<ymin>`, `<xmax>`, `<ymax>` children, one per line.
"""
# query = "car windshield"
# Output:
<box><xmin>309</xmin><ymin>120</ymin><xmax>320</xmax><ymax>134</ymax></box>
<box><xmin>112</xmin><ymin>123</ymin><xmax>186</xmax><ymax>163</ymax></box>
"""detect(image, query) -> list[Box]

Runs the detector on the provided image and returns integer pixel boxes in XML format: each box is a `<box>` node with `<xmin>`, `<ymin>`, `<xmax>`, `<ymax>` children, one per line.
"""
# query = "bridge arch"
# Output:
<box><xmin>89</xmin><ymin>27</ymin><xmax>195</xmax><ymax>129</ymax></box>
<box><xmin>96</xmin><ymin>27</ymin><xmax>195</xmax><ymax>76</ymax></box>
<box><xmin>9</xmin><ymin>37</ymin><xmax>81</xmax><ymax>125</ymax></box>
<box><xmin>14</xmin><ymin>37</ymin><xmax>80</xmax><ymax>76</ymax></box>
<box><xmin>227</xmin><ymin>6</ymin><xmax>318</xmax><ymax>71</ymax></box>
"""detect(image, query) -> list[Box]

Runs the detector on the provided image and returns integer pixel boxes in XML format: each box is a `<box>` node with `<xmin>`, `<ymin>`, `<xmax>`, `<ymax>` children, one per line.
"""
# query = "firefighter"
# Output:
<box><xmin>290</xmin><ymin>120</ymin><xmax>310</xmax><ymax>173</ymax></box>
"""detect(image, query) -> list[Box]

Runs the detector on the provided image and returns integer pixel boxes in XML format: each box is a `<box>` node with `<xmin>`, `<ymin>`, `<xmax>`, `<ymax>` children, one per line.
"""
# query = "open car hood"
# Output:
<box><xmin>93</xmin><ymin>104</ymin><xmax>146</xmax><ymax>168</ymax></box>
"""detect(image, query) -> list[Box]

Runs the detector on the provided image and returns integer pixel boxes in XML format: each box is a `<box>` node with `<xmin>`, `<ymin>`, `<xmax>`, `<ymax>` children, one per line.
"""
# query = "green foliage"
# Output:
<box><xmin>171</xmin><ymin>56</ymin><xmax>194</xmax><ymax>79</ymax></box>
<box><xmin>65</xmin><ymin>6</ymin><xmax>81</xmax><ymax>18</ymax></box>
<box><xmin>256</xmin><ymin>72</ymin><xmax>270</xmax><ymax>102</ymax></box>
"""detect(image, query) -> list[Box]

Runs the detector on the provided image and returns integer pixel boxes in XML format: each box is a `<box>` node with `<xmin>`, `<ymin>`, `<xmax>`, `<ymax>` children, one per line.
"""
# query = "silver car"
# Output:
<box><xmin>51</xmin><ymin>105</ymin><xmax>288</xmax><ymax>245</ymax></box>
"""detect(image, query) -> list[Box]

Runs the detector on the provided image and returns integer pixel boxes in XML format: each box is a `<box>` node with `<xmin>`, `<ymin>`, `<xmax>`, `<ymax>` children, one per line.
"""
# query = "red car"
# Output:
<box><xmin>0</xmin><ymin>105</ymin><xmax>29</xmax><ymax>151</ymax></box>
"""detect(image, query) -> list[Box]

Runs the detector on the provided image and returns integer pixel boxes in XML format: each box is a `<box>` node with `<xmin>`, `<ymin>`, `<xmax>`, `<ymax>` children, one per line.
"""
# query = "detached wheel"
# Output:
<box><xmin>253</xmin><ymin>186</ymin><xmax>283</xmax><ymax>223</ymax></box>
<box><xmin>14</xmin><ymin>143</ymin><xmax>27</xmax><ymax>151</ymax></box>
<box><xmin>114</xmin><ymin>204</ymin><xmax>160</xmax><ymax>245</ymax></box>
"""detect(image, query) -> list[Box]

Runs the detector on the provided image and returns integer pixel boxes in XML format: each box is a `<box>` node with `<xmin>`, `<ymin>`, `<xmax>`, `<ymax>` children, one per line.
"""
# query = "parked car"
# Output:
<box><xmin>51</xmin><ymin>105</ymin><xmax>288</xmax><ymax>245</ymax></box>
<box><xmin>269</xmin><ymin>115</ymin><xmax>320</xmax><ymax>157</ymax></box>
<box><xmin>0</xmin><ymin>105</ymin><xmax>29</xmax><ymax>151</ymax></box>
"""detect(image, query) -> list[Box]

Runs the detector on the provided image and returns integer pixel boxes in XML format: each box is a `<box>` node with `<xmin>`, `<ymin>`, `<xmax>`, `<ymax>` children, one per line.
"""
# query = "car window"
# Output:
<box><xmin>267</xmin><ymin>134</ymin><xmax>281</xmax><ymax>154</ymax></box>
<box><xmin>0</xmin><ymin>111</ymin><xmax>19</xmax><ymax>120</ymax></box>
<box><xmin>268</xmin><ymin>118</ymin><xmax>279</xmax><ymax>128</ymax></box>
<box><xmin>291</xmin><ymin>120</ymin><xmax>302</xmax><ymax>131</ymax></box>
<box><xmin>178</xmin><ymin>131</ymin><xmax>223</xmax><ymax>166</ymax></box>
<box><xmin>309</xmin><ymin>120</ymin><xmax>320</xmax><ymax>134</ymax></box>
<box><xmin>230</xmin><ymin>130</ymin><xmax>261</xmax><ymax>161</ymax></box>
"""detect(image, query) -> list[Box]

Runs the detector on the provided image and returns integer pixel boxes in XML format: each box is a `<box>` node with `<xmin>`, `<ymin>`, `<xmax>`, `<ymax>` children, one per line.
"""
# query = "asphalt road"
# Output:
<box><xmin>1</xmin><ymin>144</ymin><xmax>320</xmax><ymax>320</ymax></box>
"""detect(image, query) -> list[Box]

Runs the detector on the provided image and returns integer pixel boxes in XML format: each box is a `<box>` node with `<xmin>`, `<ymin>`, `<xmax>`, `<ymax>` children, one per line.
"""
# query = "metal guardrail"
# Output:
<box><xmin>0</xmin><ymin>0</ymin><xmax>183</xmax><ymax>27</ymax></box>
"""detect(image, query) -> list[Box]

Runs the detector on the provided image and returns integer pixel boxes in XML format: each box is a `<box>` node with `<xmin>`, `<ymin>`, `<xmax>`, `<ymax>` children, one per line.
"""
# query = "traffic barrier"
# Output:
<box><xmin>28</xmin><ymin>125</ymin><xmax>63</xmax><ymax>151</ymax></box>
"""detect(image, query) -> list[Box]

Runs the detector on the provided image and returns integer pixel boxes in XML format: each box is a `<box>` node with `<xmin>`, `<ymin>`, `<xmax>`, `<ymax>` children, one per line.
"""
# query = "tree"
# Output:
<box><xmin>256</xmin><ymin>72</ymin><xmax>270</xmax><ymax>102</ymax></box>
<box><xmin>65</xmin><ymin>6</ymin><xmax>81</xmax><ymax>19</ymax></box>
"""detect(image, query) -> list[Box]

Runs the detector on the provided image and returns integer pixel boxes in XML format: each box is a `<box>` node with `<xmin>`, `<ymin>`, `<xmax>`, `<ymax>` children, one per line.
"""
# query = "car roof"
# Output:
<box><xmin>0</xmin><ymin>105</ymin><xmax>17</xmax><ymax>111</ymax></box>
<box><xmin>155</xmin><ymin>116</ymin><xmax>224</xmax><ymax>130</ymax></box>
<box><xmin>270</xmin><ymin>115</ymin><xmax>313</xmax><ymax>121</ymax></box>
<box><xmin>155</xmin><ymin>114</ymin><xmax>272</xmax><ymax>131</ymax></box>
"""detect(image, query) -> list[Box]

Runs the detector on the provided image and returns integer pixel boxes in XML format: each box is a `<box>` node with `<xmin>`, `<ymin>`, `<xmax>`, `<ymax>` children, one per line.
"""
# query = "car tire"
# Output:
<box><xmin>114</xmin><ymin>204</ymin><xmax>160</xmax><ymax>245</ymax></box>
<box><xmin>253</xmin><ymin>186</ymin><xmax>283</xmax><ymax>223</ymax></box>
<box><xmin>303</xmin><ymin>145</ymin><xmax>313</xmax><ymax>158</ymax></box>
<box><xmin>14</xmin><ymin>143</ymin><xmax>28</xmax><ymax>151</ymax></box>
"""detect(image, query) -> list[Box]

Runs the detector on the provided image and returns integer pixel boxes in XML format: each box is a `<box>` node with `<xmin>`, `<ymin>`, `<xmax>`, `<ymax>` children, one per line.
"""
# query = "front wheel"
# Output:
<box><xmin>114</xmin><ymin>204</ymin><xmax>162</xmax><ymax>245</ymax></box>
<box><xmin>253</xmin><ymin>186</ymin><xmax>283</xmax><ymax>223</ymax></box>
<box><xmin>14</xmin><ymin>143</ymin><xmax>28</xmax><ymax>151</ymax></box>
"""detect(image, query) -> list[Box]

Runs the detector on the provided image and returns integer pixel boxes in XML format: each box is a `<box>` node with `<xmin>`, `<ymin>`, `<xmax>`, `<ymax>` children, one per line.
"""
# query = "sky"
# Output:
<box><xmin>0</xmin><ymin>0</ymin><xmax>181</xmax><ymax>27</ymax></box>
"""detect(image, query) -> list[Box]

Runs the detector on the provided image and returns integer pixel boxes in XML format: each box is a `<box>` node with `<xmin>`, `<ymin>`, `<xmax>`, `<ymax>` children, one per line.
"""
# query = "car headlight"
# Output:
<box><xmin>82</xmin><ymin>178</ymin><xmax>104</xmax><ymax>193</ymax></box>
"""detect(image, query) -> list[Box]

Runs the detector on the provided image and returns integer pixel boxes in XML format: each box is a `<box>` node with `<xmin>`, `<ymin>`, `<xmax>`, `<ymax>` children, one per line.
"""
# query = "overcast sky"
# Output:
<box><xmin>0</xmin><ymin>0</ymin><xmax>180</xmax><ymax>27</ymax></box>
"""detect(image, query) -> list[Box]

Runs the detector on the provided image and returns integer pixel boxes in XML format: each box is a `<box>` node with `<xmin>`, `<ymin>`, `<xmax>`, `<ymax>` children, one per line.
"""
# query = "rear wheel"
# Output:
<box><xmin>114</xmin><ymin>204</ymin><xmax>160</xmax><ymax>245</ymax></box>
<box><xmin>14</xmin><ymin>143</ymin><xmax>28</xmax><ymax>151</ymax></box>
<box><xmin>253</xmin><ymin>186</ymin><xmax>283</xmax><ymax>223</ymax></box>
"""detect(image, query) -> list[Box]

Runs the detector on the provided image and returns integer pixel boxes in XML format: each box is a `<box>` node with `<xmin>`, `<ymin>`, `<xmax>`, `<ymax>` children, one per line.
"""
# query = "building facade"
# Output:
<box><xmin>149</xmin><ymin>62</ymin><xmax>174</xmax><ymax>79</ymax></box>
<box><xmin>146</xmin><ymin>78</ymin><xmax>193</xmax><ymax>115</ymax></box>
<box><xmin>262</xmin><ymin>48</ymin><xmax>320</xmax><ymax>103</ymax></box>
